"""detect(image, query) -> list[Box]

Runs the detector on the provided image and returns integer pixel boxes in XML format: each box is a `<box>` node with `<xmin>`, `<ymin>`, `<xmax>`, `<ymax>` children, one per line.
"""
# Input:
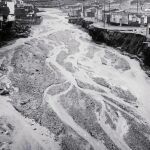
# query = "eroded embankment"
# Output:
<box><xmin>0</xmin><ymin>23</ymin><xmax>31</xmax><ymax>47</ymax></box>
<box><xmin>70</xmin><ymin>19</ymin><xmax>150</xmax><ymax>69</ymax></box>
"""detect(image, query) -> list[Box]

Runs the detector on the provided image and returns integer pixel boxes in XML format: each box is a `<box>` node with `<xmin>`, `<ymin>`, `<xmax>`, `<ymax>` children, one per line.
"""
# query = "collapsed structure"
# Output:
<box><xmin>0</xmin><ymin>0</ymin><xmax>42</xmax><ymax>30</ymax></box>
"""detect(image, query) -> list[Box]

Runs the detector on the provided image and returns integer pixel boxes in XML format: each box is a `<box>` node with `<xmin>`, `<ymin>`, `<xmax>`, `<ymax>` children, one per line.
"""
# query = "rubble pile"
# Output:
<box><xmin>0</xmin><ymin>23</ymin><xmax>31</xmax><ymax>47</ymax></box>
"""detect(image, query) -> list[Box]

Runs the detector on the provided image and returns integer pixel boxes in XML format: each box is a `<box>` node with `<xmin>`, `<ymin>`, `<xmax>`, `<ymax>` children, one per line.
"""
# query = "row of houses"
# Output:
<box><xmin>96</xmin><ymin>8</ymin><xmax>150</xmax><ymax>27</ymax></box>
<box><xmin>67</xmin><ymin>2</ymin><xmax>150</xmax><ymax>27</ymax></box>
<box><xmin>67</xmin><ymin>3</ymin><xmax>97</xmax><ymax>18</ymax></box>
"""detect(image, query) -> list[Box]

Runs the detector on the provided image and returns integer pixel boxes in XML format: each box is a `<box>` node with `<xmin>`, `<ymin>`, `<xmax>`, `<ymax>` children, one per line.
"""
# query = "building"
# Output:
<box><xmin>15</xmin><ymin>3</ymin><xmax>35</xmax><ymax>19</ymax></box>
<box><xmin>0</xmin><ymin>0</ymin><xmax>15</xmax><ymax>29</ymax></box>
<box><xmin>68</xmin><ymin>3</ymin><xmax>82</xmax><ymax>18</ymax></box>
<box><xmin>84</xmin><ymin>7</ymin><xmax>96</xmax><ymax>18</ymax></box>
<box><xmin>124</xmin><ymin>8</ymin><xmax>148</xmax><ymax>26</ymax></box>
<box><xmin>146</xmin><ymin>23</ymin><xmax>150</xmax><ymax>38</ymax></box>
<box><xmin>143</xmin><ymin>2</ymin><xmax>150</xmax><ymax>11</ymax></box>
<box><xmin>109</xmin><ymin>9</ymin><xmax>150</xmax><ymax>26</ymax></box>
<box><xmin>95</xmin><ymin>7</ymin><xmax>102</xmax><ymax>21</ymax></box>
<box><xmin>102</xmin><ymin>9</ymin><xmax>119</xmax><ymax>24</ymax></box>
<box><xmin>92</xmin><ymin>1</ymin><xmax>150</xmax><ymax>27</ymax></box>
<box><xmin>110</xmin><ymin>10</ymin><xmax>123</xmax><ymax>25</ymax></box>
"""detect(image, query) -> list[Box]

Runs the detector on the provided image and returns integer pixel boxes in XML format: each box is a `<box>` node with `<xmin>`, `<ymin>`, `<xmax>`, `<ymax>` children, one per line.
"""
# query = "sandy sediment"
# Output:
<box><xmin>0</xmin><ymin>38</ymin><xmax>94</xmax><ymax>150</ymax></box>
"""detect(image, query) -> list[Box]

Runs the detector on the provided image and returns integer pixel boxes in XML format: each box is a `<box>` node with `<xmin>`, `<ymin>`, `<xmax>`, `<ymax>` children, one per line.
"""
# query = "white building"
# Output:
<box><xmin>146</xmin><ymin>23</ymin><xmax>150</xmax><ymax>39</ymax></box>
<box><xmin>0</xmin><ymin>0</ymin><xmax>15</xmax><ymax>22</ymax></box>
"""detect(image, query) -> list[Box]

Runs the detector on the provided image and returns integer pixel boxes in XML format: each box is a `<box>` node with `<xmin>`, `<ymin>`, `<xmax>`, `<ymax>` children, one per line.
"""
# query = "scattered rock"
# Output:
<box><xmin>59</xmin><ymin>87</ymin><xmax>120</xmax><ymax>150</ymax></box>
<box><xmin>114</xmin><ymin>58</ymin><xmax>131</xmax><ymax>71</ymax></box>
<box><xmin>101</xmin><ymin>57</ymin><xmax>107</xmax><ymax>65</ymax></box>
<box><xmin>92</xmin><ymin>77</ymin><xmax>110</xmax><ymax>88</ymax></box>
<box><xmin>48</xmin><ymin>82</ymin><xmax>71</xmax><ymax>96</ymax></box>
<box><xmin>0</xmin><ymin>90</ymin><xmax>9</xmax><ymax>96</ymax></box>
<box><xmin>76</xmin><ymin>79</ymin><xmax>105</xmax><ymax>93</ymax></box>
<box><xmin>111</xmin><ymin>86</ymin><xmax>137</xmax><ymax>103</ymax></box>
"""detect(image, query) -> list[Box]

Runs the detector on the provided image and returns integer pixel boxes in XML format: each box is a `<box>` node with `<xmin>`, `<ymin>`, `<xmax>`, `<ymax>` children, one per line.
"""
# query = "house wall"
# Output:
<box><xmin>7</xmin><ymin>14</ymin><xmax>15</xmax><ymax>21</ymax></box>
<box><xmin>146</xmin><ymin>23</ymin><xmax>150</xmax><ymax>38</ymax></box>
<box><xmin>7</xmin><ymin>1</ymin><xmax>15</xmax><ymax>21</ymax></box>
<box><xmin>147</xmin><ymin>17</ymin><xmax>150</xmax><ymax>23</ymax></box>
<box><xmin>110</xmin><ymin>12</ymin><xmax>148</xmax><ymax>26</ymax></box>
<box><xmin>128</xmin><ymin>14</ymin><xmax>148</xmax><ymax>26</ymax></box>
<box><xmin>84</xmin><ymin>7</ymin><xmax>96</xmax><ymax>18</ymax></box>
<box><xmin>7</xmin><ymin>1</ymin><xmax>15</xmax><ymax>14</ymax></box>
<box><xmin>95</xmin><ymin>9</ymin><xmax>102</xmax><ymax>21</ymax></box>
<box><xmin>121</xmin><ymin>13</ymin><xmax>128</xmax><ymax>25</ymax></box>
<box><xmin>85</xmin><ymin>11</ymin><xmax>95</xmax><ymax>17</ymax></box>
<box><xmin>68</xmin><ymin>9</ymin><xmax>81</xmax><ymax>17</ymax></box>
<box><xmin>110</xmin><ymin>13</ymin><xmax>122</xmax><ymax>24</ymax></box>
<box><xmin>0</xmin><ymin>1</ymin><xmax>15</xmax><ymax>22</ymax></box>
<box><xmin>0</xmin><ymin>16</ymin><xmax>3</xmax><ymax>21</ymax></box>
<box><xmin>139</xmin><ymin>16</ymin><xmax>148</xmax><ymax>25</ymax></box>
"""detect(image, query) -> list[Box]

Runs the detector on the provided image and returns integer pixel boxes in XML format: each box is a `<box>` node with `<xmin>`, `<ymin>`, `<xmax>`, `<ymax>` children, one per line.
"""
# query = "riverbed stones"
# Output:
<box><xmin>111</xmin><ymin>86</ymin><xmax>137</xmax><ymax>103</ymax></box>
<box><xmin>0</xmin><ymin>116</ymin><xmax>14</xmax><ymax>150</ymax></box>
<box><xmin>48</xmin><ymin>81</ymin><xmax>71</xmax><ymax>96</ymax></box>
<box><xmin>9</xmin><ymin>44</ymin><xmax>55</xmax><ymax>120</ymax></box>
<box><xmin>0</xmin><ymin>9</ymin><xmax>150</xmax><ymax>150</ymax></box>
<box><xmin>41</xmin><ymin>103</ymin><xmax>94</xmax><ymax>150</ymax></box>
<box><xmin>114</xmin><ymin>58</ymin><xmax>131</xmax><ymax>71</ymax></box>
<box><xmin>59</xmin><ymin>86</ymin><xmax>120</xmax><ymax>150</ymax></box>
<box><xmin>86</xmin><ymin>46</ymin><xmax>100</xmax><ymax>59</ymax></box>
<box><xmin>104</xmin><ymin>50</ymin><xmax>131</xmax><ymax>71</ymax></box>
<box><xmin>64</xmin><ymin>62</ymin><xmax>75</xmax><ymax>73</ymax></box>
<box><xmin>92</xmin><ymin>77</ymin><xmax>110</xmax><ymax>88</ymax></box>
<box><xmin>6</xmin><ymin>38</ymin><xmax>95</xmax><ymax>150</ymax></box>
<box><xmin>76</xmin><ymin>79</ymin><xmax>105</xmax><ymax>93</ymax></box>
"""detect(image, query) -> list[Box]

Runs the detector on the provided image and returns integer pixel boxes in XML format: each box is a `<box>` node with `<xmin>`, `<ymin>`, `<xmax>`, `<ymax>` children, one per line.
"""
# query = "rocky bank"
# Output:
<box><xmin>0</xmin><ymin>22</ymin><xmax>31</xmax><ymax>47</ymax></box>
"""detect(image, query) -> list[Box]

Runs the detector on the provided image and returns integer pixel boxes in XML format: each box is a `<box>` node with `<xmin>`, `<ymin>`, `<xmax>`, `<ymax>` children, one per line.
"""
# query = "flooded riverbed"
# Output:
<box><xmin>0</xmin><ymin>8</ymin><xmax>150</xmax><ymax>150</ymax></box>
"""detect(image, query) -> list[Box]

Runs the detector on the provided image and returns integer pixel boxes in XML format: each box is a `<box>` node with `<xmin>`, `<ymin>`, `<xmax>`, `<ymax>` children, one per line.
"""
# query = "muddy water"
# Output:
<box><xmin>1</xmin><ymin>8</ymin><xmax>150</xmax><ymax>150</ymax></box>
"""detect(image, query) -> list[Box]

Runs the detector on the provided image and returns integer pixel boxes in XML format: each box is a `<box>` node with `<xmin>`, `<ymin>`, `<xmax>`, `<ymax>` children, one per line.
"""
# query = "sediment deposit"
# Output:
<box><xmin>0</xmin><ymin>9</ymin><xmax>150</xmax><ymax>150</ymax></box>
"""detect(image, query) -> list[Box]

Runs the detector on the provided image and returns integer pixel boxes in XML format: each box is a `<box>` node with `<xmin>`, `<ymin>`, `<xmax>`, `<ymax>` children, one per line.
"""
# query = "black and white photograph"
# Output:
<box><xmin>0</xmin><ymin>0</ymin><xmax>150</xmax><ymax>149</ymax></box>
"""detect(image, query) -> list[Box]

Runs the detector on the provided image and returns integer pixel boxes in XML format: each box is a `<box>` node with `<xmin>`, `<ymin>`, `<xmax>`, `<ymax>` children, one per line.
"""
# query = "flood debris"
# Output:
<box><xmin>0</xmin><ymin>0</ymin><xmax>42</xmax><ymax>47</ymax></box>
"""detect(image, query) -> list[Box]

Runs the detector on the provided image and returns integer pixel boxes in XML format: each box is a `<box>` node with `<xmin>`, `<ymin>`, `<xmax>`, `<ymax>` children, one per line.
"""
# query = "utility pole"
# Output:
<box><xmin>120</xmin><ymin>0</ymin><xmax>121</xmax><ymax>10</ymax></box>
<box><xmin>109</xmin><ymin>0</ymin><xmax>110</xmax><ymax>25</ymax></box>
<box><xmin>103</xmin><ymin>0</ymin><xmax>105</xmax><ymax>28</ymax></box>
<box><xmin>137</xmin><ymin>0</ymin><xmax>139</xmax><ymax>14</ymax></box>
